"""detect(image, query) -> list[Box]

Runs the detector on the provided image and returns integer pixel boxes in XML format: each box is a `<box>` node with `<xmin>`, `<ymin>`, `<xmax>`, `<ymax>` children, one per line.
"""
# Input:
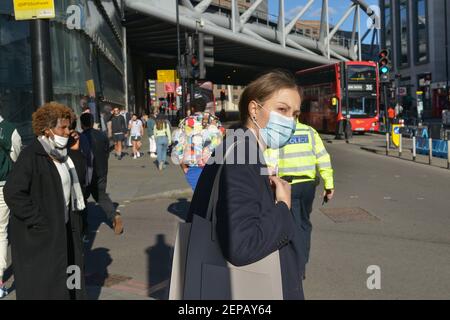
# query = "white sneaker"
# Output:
<box><xmin>0</xmin><ymin>286</ymin><xmax>8</xmax><ymax>299</ymax></box>
<box><xmin>150</xmin><ymin>153</ymin><xmax>157</xmax><ymax>158</ymax></box>
<box><xmin>133</xmin><ymin>155</ymin><xmax>137</xmax><ymax>159</ymax></box>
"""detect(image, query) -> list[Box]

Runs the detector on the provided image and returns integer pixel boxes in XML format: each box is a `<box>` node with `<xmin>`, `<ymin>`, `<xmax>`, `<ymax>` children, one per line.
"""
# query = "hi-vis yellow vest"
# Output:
<box><xmin>265</xmin><ymin>122</ymin><xmax>334</xmax><ymax>189</ymax></box>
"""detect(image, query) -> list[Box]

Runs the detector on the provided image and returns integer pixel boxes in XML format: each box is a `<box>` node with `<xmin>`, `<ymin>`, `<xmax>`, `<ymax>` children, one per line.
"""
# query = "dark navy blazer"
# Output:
<box><xmin>187</xmin><ymin>128</ymin><xmax>306</xmax><ymax>300</ymax></box>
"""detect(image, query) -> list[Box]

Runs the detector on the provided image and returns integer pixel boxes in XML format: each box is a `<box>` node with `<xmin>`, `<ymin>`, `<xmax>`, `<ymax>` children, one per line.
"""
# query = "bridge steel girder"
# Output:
<box><xmin>125</xmin><ymin>0</ymin><xmax>377</xmax><ymax>65</ymax></box>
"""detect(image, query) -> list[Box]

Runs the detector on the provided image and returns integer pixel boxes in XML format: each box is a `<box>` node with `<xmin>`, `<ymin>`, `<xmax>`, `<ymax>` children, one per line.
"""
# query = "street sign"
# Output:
<box><xmin>392</xmin><ymin>124</ymin><xmax>402</xmax><ymax>148</ymax></box>
<box><xmin>164</xmin><ymin>83</ymin><xmax>176</xmax><ymax>93</ymax></box>
<box><xmin>398</xmin><ymin>87</ymin><xmax>407</xmax><ymax>96</ymax></box>
<box><xmin>86</xmin><ymin>79</ymin><xmax>95</xmax><ymax>97</ymax></box>
<box><xmin>157</xmin><ymin>70</ymin><xmax>176</xmax><ymax>83</ymax></box>
<box><xmin>176</xmin><ymin>86</ymin><xmax>183</xmax><ymax>96</ymax></box>
<box><xmin>13</xmin><ymin>0</ymin><xmax>55</xmax><ymax>20</ymax></box>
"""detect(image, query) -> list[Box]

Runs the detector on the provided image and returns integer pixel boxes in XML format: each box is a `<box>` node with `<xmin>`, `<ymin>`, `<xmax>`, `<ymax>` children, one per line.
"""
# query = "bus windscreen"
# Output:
<box><xmin>342</xmin><ymin>96</ymin><xmax>377</xmax><ymax>117</ymax></box>
<box><xmin>347</xmin><ymin>65</ymin><xmax>377</xmax><ymax>82</ymax></box>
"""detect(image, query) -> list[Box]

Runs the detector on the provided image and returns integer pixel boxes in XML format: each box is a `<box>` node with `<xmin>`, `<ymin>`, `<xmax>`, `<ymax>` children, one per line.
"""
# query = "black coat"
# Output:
<box><xmin>81</xmin><ymin>128</ymin><xmax>110</xmax><ymax>178</ymax></box>
<box><xmin>4</xmin><ymin>139</ymin><xmax>86</xmax><ymax>300</ymax></box>
<box><xmin>188</xmin><ymin>130</ymin><xmax>306</xmax><ymax>300</ymax></box>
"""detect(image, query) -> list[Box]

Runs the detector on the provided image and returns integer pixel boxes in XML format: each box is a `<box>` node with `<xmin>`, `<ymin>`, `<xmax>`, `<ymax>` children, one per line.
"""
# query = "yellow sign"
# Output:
<box><xmin>331</xmin><ymin>98</ymin><xmax>338</xmax><ymax>106</ymax></box>
<box><xmin>157</xmin><ymin>70</ymin><xmax>177</xmax><ymax>83</ymax></box>
<box><xmin>13</xmin><ymin>0</ymin><xmax>55</xmax><ymax>20</ymax></box>
<box><xmin>86</xmin><ymin>80</ymin><xmax>96</xmax><ymax>97</ymax></box>
<box><xmin>391</xmin><ymin>124</ymin><xmax>402</xmax><ymax>148</ymax></box>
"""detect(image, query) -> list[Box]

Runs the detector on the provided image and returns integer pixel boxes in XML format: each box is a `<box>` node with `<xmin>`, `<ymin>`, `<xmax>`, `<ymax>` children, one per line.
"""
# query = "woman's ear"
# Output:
<box><xmin>248</xmin><ymin>101</ymin><xmax>259</xmax><ymax>121</ymax></box>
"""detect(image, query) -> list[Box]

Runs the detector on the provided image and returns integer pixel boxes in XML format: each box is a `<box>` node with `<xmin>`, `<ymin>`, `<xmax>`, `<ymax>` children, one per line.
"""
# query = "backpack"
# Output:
<box><xmin>0</xmin><ymin>120</ymin><xmax>16</xmax><ymax>181</ymax></box>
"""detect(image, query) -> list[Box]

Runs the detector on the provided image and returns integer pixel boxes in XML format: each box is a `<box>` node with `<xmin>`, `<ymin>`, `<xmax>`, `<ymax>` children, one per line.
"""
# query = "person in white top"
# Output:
<box><xmin>0</xmin><ymin>114</ymin><xmax>22</xmax><ymax>298</ymax></box>
<box><xmin>128</xmin><ymin>114</ymin><xmax>144</xmax><ymax>159</ymax></box>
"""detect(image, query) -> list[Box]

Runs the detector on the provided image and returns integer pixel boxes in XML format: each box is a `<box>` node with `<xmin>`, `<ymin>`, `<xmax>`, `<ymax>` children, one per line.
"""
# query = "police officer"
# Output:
<box><xmin>266</xmin><ymin>110</ymin><xmax>335</xmax><ymax>273</ymax></box>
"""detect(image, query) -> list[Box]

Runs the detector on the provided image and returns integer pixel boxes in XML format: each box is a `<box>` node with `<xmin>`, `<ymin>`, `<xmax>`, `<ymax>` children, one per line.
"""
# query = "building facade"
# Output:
<box><xmin>0</xmin><ymin>0</ymin><xmax>130</xmax><ymax>143</ymax></box>
<box><xmin>381</xmin><ymin>0</ymin><xmax>450</xmax><ymax>119</ymax></box>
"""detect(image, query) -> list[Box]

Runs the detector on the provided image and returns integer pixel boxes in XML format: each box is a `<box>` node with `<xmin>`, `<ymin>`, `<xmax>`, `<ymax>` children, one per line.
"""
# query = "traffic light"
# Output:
<box><xmin>190</xmin><ymin>54</ymin><xmax>200</xmax><ymax>79</ymax></box>
<box><xmin>378</xmin><ymin>49</ymin><xmax>390</xmax><ymax>79</ymax></box>
<box><xmin>198</xmin><ymin>32</ymin><xmax>214</xmax><ymax>79</ymax></box>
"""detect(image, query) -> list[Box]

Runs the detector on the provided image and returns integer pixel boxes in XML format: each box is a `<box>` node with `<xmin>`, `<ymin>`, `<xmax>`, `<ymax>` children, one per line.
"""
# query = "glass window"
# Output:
<box><xmin>347</xmin><ymin>65</ymin><xmax>377</xmax><ymax>81</ymax></box>
<box><xmin>415</xmin><ymin>0</ymin><xmax>428</xmax><ymax>63</ymax></box>
<box><xmin>397</xmin><ymin>0</ymin><xmax>410</xmax><ymax>67</ymax></box>
<box><xmin>0</xmin><ymin>15</ymin><xmax>34</xmax><ymax>144</ymax></box>
<box><xmin>342</xmin><ymin>97</ymin><xmax>377</xmax><ymax>118</ymax></box>
<box><xmin>383</xmin><ymin>0</ymin><xmax>393</xmax><ymax>49</ymax></box>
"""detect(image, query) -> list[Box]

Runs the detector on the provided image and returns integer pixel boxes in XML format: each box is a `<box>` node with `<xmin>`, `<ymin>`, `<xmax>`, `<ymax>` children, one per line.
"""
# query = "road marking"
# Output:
<box><xmin>350</xmin><ymin>195</ymin><xmax>359</xmax><ymax>199</ymax></box>
<box><xmin>119</xmin><ymin>205</ymin><xmax>126</xmax><ymax>208</ymax></box>
<box><xmin>417</xmin><ymin>197</ymin><xmax>425</xmax><ymax>200</ymax></box>
<box><xmin>124</xmin><ymin>200</ymin><xmax>131</xmax><ymax>203</ymax></box>
<box><xmin>383</xmin><ymin>197</ymin><xmax>392</xmax><ymax>200</ymax></box>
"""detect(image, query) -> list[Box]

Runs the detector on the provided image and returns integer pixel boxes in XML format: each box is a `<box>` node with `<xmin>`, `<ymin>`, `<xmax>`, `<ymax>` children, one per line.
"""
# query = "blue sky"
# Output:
<box><xmin>267</xmin><ymin>0</ymin><xmax>379</xmax><ymax>35</ymax></box>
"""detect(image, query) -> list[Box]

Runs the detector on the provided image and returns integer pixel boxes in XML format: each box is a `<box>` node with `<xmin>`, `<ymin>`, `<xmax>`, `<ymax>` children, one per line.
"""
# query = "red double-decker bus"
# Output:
<box><xmin>296</xmin><ymin>61</ymin><xmax>380</xmax><ymax>134</ymax></box>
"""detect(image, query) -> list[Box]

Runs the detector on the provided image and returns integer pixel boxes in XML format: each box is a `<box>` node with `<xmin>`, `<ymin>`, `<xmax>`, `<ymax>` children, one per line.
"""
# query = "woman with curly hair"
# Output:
<box><xmin>4</xmin><ymin>102</ymin><xmax>87</xmax><ymax>300</ymax></box>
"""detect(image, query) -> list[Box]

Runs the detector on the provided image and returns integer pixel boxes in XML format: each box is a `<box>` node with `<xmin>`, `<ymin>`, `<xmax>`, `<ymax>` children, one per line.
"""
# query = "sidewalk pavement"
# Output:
<box><xmin>332</xmin><ymin>133</ymin><xmax>450</xmax><ymax>171</ymax></box>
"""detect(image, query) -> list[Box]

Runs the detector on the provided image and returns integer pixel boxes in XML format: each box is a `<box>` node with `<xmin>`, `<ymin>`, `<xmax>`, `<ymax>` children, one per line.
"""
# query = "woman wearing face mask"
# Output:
<box><xmin>4</xmin><ymin>102</ymin><xmax>87</xmax><ymax>300</ymax></box>
<box><xmin>187</xmin><ymin>70</ymin><xmax>306</xmax><ymax>300</ymax></box>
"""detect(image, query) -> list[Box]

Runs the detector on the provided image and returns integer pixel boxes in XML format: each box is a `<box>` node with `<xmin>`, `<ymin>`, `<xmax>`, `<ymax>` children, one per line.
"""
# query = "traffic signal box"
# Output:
<box><xmin>378</xmin><ymin>49</ymin><xmax>390</xmax><ymax>82</ymax></box>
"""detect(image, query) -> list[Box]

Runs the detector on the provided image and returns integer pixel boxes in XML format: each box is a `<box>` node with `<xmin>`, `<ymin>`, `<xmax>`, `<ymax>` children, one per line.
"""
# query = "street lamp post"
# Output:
<box><xmin>176</xmin><ymin>0</ymin><xmax>185</xmax><ymax>118</ymax></box>
<box><xmin>445</xmin><ymin>0</ymin><xmax>449</xmax><ymax>106</ymax></box>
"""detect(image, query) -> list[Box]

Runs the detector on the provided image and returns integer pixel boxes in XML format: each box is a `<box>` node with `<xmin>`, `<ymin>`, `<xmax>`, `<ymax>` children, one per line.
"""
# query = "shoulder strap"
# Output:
<box><xmin>206</xmin><ymin>141</ymin><xmax>239</xmax><ymax>241</ymax></box>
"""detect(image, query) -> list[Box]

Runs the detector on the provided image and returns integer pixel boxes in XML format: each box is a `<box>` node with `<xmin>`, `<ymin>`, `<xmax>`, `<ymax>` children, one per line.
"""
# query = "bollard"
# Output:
<box><xmin>399</xmin><ymin>134</ymin><xmax>402</xmax><ymax>158</ymax></box>
<box><xmin>413</xmin><ymin>136</ymin><xmax>416</xmax><ymax>161</ymax></box>
<box><xmin>448</xmin><ymin>140</ymin><xmax>450</xmax><ymax>169</ymax></box>
<box><xmin>429</xmin><ymin>138</ymin><xmax>433</xmax><ymax>165</ymax></box>
<box><xmin>386</xmin><ymin>133</ymin><xmax>390</xmax><ymax>156</ymax></box>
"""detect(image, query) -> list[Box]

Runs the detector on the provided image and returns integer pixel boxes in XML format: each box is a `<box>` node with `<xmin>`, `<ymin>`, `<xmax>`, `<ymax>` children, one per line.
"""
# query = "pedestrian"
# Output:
<box><xmin>172</xmin><ymin>97</ymin><xmax>224</xmax><ymax>191</ymax></box>
<box><xmin>4</xmin><ymin>102</ymin><xmax>87</xmax><ymax>300</ymax></box>
<box><xmin>129</xmin><ymin>113</ymin><xmax>144</xmax><ymax>159</ymax></box>
<box><xmin>387</xmin><ymin>105</ymin><xmax>395</xmax><ymax>133</ymax></box>
<box><xmin>147</xmin><ymin>108</ymin><xmax>157</xmax><ymax>158</ymax></box>
<box><xmin>265</xmin><ymin>108</ymin><xmax>335</xmax><ymax>277</ymax></box>
<box><xmin>0</xmin><ymin>110</ymin><xmax>22</xmax><ymax>299</ymax></box>
<box><xmin>111</xmin><ymin>106</ymin><xmax>127</xmax><ymax>160</ymax></box>
<box><xmin>80</xmin><ymin>113</ymin><xmax>124</xmax><ymax>236</ymax></box>
<box><xmin>154</xmin><ymin>114</ymin><xmax>172</xmax><ymax>171</ymax></box>
<box><xmin>187</xmin><ymin>70</ymin><xmax>305</xmax><ymax>299</ymax></box>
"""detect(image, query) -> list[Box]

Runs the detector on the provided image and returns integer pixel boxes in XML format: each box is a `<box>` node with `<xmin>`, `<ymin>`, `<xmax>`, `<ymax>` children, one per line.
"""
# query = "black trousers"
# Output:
<box><xmin>291</xmin><ymin>181</ymin><xmax>316</xmax><ymax>264</ymax></box>
<box><xmin>84</xmin><ymin>174</ymin><xmax>116</xmax><ymax>229</ymax></box>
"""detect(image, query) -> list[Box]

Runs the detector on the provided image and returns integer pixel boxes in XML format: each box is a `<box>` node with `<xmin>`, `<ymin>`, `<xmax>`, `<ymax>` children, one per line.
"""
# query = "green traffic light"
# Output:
<box><xmin>380</xmin><ymin>66</ymin><xmax>389</xmax><ymax>74</ymax></box>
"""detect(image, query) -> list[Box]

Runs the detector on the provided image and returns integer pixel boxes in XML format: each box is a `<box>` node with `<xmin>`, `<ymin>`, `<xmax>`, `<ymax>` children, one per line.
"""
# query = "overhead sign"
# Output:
<box><xmin>157</xmin><ymin>70</ymin><xmax>177</xmax><ymax>83</ymax></box>
<box><xmin>13</xmin><ymin>0</ymin><xmax>55</xmax><ymax>20</ymax></box>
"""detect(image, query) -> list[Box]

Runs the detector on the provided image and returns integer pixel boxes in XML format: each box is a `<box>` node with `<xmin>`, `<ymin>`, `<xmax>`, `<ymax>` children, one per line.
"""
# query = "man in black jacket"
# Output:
<box><xmin>80</xmin><ymin>113</ymin><xmax>124</xmax><ymax>235</ymax></box>
<box><xmin>111</xmin><ymin>107</ymin><xmax>127</xmax><ymax>160</ymax></box>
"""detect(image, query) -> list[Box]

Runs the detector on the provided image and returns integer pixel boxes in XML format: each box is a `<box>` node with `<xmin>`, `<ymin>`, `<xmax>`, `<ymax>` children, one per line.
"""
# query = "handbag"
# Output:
<box><xmin>169</xmin><ymin>143</ymin><xmax>283</xmax><ymax>300</ymax></box>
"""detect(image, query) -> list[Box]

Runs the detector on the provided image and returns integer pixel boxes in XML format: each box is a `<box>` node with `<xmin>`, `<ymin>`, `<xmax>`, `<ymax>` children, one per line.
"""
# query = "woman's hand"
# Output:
<box><xmin>69</xmin><ymin>131</ymin><xmax>80</xmax><ymax>151</ymax></box>
<box><xmin>269</xmin><ymin>176</ymin><xmax>291</xmax><ymax>209</ymax></box>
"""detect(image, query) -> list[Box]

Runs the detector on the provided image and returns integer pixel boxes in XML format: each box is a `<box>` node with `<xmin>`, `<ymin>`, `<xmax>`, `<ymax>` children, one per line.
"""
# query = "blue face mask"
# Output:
<box><xmin>253</xmin><ymin>104</ymin><xmax>296</xmax><ymax>149</ymax></box>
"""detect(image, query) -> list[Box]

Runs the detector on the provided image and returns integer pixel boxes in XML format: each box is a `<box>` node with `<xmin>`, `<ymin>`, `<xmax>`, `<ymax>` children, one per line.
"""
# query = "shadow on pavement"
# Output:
<box><xmin>83</xmin><ymin>202</ymin><xmax>115</xmax><ymax>300</ymax></box>
<box><xmin>85</xmin><ymin>248</ymin><xmax>112</xmax><ymax>300</ymax></box>
<box><xmin>167</xmin><ymin>198</ymin><xmax>191</xmax><ymax>222</ymax></box>
<box><xmin>146</xmin><ymin>234</ymin><xmax>173</xmax><ymax>300</ymax></box>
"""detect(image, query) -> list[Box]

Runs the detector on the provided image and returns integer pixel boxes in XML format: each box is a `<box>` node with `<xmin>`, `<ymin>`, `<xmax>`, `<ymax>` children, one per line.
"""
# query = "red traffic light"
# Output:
<box><xmin>379</xmin><ymin>49</ymin><xmax>390</xmax><ymax>59</ymax></box>
<box><xmin>191</xmin><ymin>55</ymin><xmax>199</xmax><ymax>66</ymax></box>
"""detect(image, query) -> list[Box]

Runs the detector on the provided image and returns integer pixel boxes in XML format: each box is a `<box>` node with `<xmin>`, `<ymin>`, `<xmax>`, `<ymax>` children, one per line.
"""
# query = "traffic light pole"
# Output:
<box><xmin>31</xmin><ymin>19</ymin><xmax>53</xmax><ymax>110</ymax></box>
